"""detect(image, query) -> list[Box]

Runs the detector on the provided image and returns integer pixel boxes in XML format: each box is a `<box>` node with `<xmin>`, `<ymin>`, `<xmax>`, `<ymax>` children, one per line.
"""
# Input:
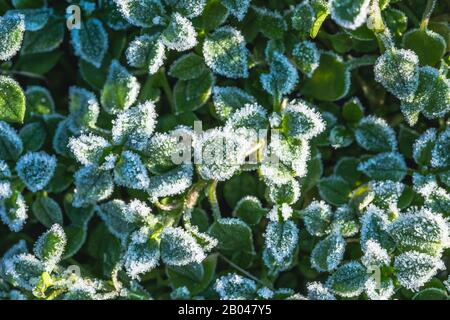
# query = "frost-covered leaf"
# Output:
<box><xmin>0</xmin><ymin>191</ymin><xmax>27</xmax><ymax>232</ymax></box>
<box><xmin>147</xmin><ymin>164</ymin><xmax>193</xmax><ymax>199</ymax></box>
<box><xmin>97</xmin><ymin>200</ymin><xmax>135</xmax><ymax>241</ymax></box>
<box><xmin>225</xmin><ymin>103</ymin><xmax>268</xmax><ymax>131</ymax></box>
<box><xmin>412</xmin><ymin>128</ymin><xmax>436</xmax><ymax>167</ymax></box>
<box><xmin>212</xmin><ymin>86</ymin><xmax>256</xmax><ymax>121</ymax></box>
<box><xmin>401</xmin><ymin>67</ymin><xmax>450</xmax><ymax>124</ymax></box>
<box><xmin>360</xmin><ymin>205</ymin><xmax>394</xmax><ymax>251</ymax></box>
<box><xmin>203</xmin><ymin>26</ymin><xmax>249</xmax><ymax>78</ymax></box>
<box><xmin>209</xmin><ymin>218</ymin><xmax>255</xmax><ymax>268</ymax></box>
<box><xmin>307</xmin><ymin>282</ymin><xmax>336</xmax><ymax>300</ymax></box>
<box><xmin>67</xmin><ymin>86</ymin><xmax>100</xmax><ymax>132</ymax></box>
<box><xmin>101</xmin><ymin>60</ymin><xmax>140</xmax><ymax>114</ymax></box>
<box><xmin>388</xmin><ymin>208</ymin><xmax>449</xmax><ymax>256</ymax></box>
<box><xmin>114</xmin><ymin>151</ymin><xmax>150</xmax><ymax>190</ymax></box>
<box><xmin>263</xmin><ymin>220</ymin><xmax>299</xmax><ymax>272</ymax></box>
<box><xmin>292</xmin><ymin>40</ymin><xmax>320</xmax><ymax>77</ymax></box>
<box><xmin>358</xmin><ymin>152</ymin><xmax>407</xmax><ymax>181</ymax></box>
<box><xmin>331</xmin><ymin>205</ymin><xmax>359</xmax><ymax>237</ymax></box>
<box><xmin>112</xmin><ymin>101</ymin><xmax>157</xmax><ymax>151</ymax></box>
<box><xmin>0</xmin><ymin>76</ymin><xmax>26</xmax><ymax>124</ymax></box>
<box><xmin>233</xmin><ymin>196</ymin><xmax>268</xmax><ymax>226</ymax></box>
<box><xmin>214</xmin><ymin>273</ymin><xmax>257</xmax><ymax>300</ymax></box>
<box><xmin>431</xmin><ymin>128</ymin><xmax>450</xmax><ymax>169</ymax></box>
<box><xmin>329</xmin><ymin>0</ymin><xmax>370</xmax><ymax>30</ymax></box>
<box><xmin>21</xmin><ymin>17</ymin><xmax>64</xmax><ymax>54</ymax></box>
<box><xmin>361</xmin><ymin>239</ymin><xmax>390</xmax><ymax>268</ymax></box>
<box><xmin>394</xmin><ymin>251</ymin><xmax>444</xmax><ymax>291</ymax></box>
<box><xmin>302</xmin><ymin>200</ymin><xmax>333</xmax><ymax>237</ymax></box>
<box><xmin>260</xmin><ymin>52</ymin><xmax>298</xmax><ymax>97</ymax></box>
<box><xmin>33</xmin><ymin>224</ymin><xmax>66</xmax><ymax>271</ymax></box>
<box><xmin>194</xmin><ymin>128</ymin><xmax>249</xmax><ymax>181</ymax></box>
<box><xmin>310</xmin><ymin>231</ymin><xmax>345</xmax><ymax>272</ymax></box>
<box><xmin>160</xmin><ymin>227</ymin><xmax>205</xmax><ymax>266</ymax></box>
<box><xmin>355</xmin><ymin>116</ymin><xmax>397</xmax><ymax>152</ymax></box>
<box><xmin>6</xmin><ymin>8</ymin><xmax>52</xmax><ymax>31</ymax></box>
<box><xmin>328</xmin><ymin>261</ymin><xmax>368</xmax><ymax>298</ymax></box>
<box><xmin>291</xmin><ymin>2</ymin><xmax>315</xmax><ymax>37</ymax></box>
<box><xmin>68</xmin><ymin>134</ymin><xmax>111</xmax><ymax>166</ymax></box>
<box><xmin>71</xmin><ymin>18</ymin><xmax>108</xmax><ymax>68</ymax></box>
<box><xmin>169</xmin><ymin>53</ymin><xmax>207</xmax><ymax>80</ymax></box>
<box><xmin>218</xmin><ymin>0</ymin><xmax>248</xmax><ymax>21</ymax></box>
<box><xmin>161</xmin><ymin>13</ymin><xmax>197</xmax><ymax>52</ymax></box>
<box><xmin>374</xmin><ymin>49</ymin><xmax>419</xmax><ymax>100</ymax></box>
<box><xmin>16</xmin><ymin>152</ymin><xmax>57</xmax><ymax>192</ymax></box>
<box><xmin>4</xmin><ymin>253</ymin><xmax>44</xmax><ymax>291</ymax></box>
<box><xmin>114</xmin><ymin>0</ymin><xmax>165</xmax><ymax>28</ymax></box>
<box><xmin>122</xmin><ymin>228</ymin><xmax>160</xmax><ymax>280</ymax></box>
<box><xmin>0</xmin><ymin>120</ymin><xmax>23</xmax><ymax>160</ymax></box>
<box><xmin>253</xmin><ymin>6</ymin><xmax>287</xmax><ymax>40</ymax></box>
<box><xmin>73</xmin><ymin>165</ymin><xmax>114</xmax><ymax>208</ymax></box>
<box><xmin>369</xmin><ymin>180</ymin><xmax>404</xmax><ymax>210</ymax></box>
<box><xmin>281</xmin><ymin>100</ymin><xmax>325</xmax><ymax>140</ymax></box>
<box><xmin>0</xmin><ymin>13</ymin><xmax>25</xmax><ymax>61</ymax></box>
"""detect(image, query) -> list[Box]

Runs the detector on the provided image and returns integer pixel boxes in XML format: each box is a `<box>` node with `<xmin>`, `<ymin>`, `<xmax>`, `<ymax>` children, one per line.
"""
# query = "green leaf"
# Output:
<box><xmin>14</xmin><ymin>51</ymin><xmax>62</xmax><ymax>75</ymax></box>
<box><xmin>101</xmin><ymin>59</ymin><xmax>140</xmax><ymax>114</ymax></box>
<box><xmin>33</xmin><ymin>224</ymin><xmax>66</xmax><ymax>270</ymax></box>
<box><xmin>358</xmin><ymin>152</ymin><xmax>407</xmax><ymax>181</ymax></box>
<box><xmin>329</xmin><ymin>261</ymin><xmax>368</xmax><ymax>297</ymax></box>
<box><xmin>21</xmin><ymin>17</ymin><xmax>64</xmax><ymax>54</ymax></box>
<box><xmin>169</xmin><ymin>53</ymin><xmax>207</xmax><ymax>80</ymax></box>
<box><xmin>342</xmin><ymin>97</ymin><xmax>364</xmax><ymax>123</ymax></box>
<box><xmin>166</xmin><ymin>254</ymin><xmax>217</xmax><ymax>295</ymax></box>
<box><xmin>192</xmin><ymin>0</ymin><xmax>229</xmax><ymax>32</ymax></box>
<box><xmin>25</xmin><ymin>86</ymin><xmax>54</xmax><ymax>116</ymax></box>
<box><xmin>32</xmin><ymin>196</ymin><xmax>63</xmax><ymax>228</ymax></box>
<box><xmin>0</xmin><ymin>120</ymin><xmax>23</xmax><ymax>160</ymax></box>
<box><xmin>174</xmin><ymin>70</ymin><xmax>214</xmax><ymax>113</ymax></box>
<box><xmin>413</xmin><ymin>288</ymin><xmax>448</xmax><ymax>300</ymax></box>
<box><xmin>0</xmin><ymin>76</ymin><xmax>26</xmax><ymax>123</ymax></box>
<box><xmin>310</xmin><ymin>232</ymin><xmax>345</xmax><ymax>272</ymax></box>
<box><xmin>62</xmin><ymin>225</ymin><xmax>87</xmax><ymax>259</ymax></box>
<box><xmin>253</xmin><ymin>7</ymin><xmax>287</xmax><ymax>40</ymax></box>
<box><xmin>233</xmin><ymin>196</ymin><xmax>268</xmax><ymax>226</ymax></box>
<box><xmin>212</xmin><ymin>86</ymin><xmax>256</xmax><ymax>121</ymax></box>
<box><xmin>403</xmin><ymin>29</ymin><xmax>446</xmax><ymax>66</ymax></box>
<box><xmin>0</xmin><ymin>13</ymin><xmax>24</xmax><ymax>61</ymax></box>
<box><xmin>71</xmin><ymin>18</ymin><xmax>108</xmax><ymax>68</ymax></box>
<box><xmin>318</xmin><ymin>175</ymin><xmax>352</xmax><ymax>206</ymax></box>
<box><xmin>209</xmin><ymin>218</ymin><xmax>255</xmax><ymax>268</ymax></box>
<box><xmin>19</xmin><ymin>121</ymin><xmax>46</xmax><ymax>151</ymax></box>
<box><xmin>333</xmin><ymin>157</ymin><xmax>360</xmax><ymax>186</ymax></box>
<box><xmin>302</xmin><ymin>52</ymin><xmax>350</xmax><ymax>101</ymax></box>
<box><xmin>355</xmin><ymin>116</ymin><xmax>397</xmax><ymax>152</ymax></box>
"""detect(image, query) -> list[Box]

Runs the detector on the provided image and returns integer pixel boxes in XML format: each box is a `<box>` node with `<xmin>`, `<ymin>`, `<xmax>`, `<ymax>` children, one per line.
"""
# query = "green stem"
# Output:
<box><xmin>218</xmin><ymin>253</ymin><xmax>272</xmax><ymax>289</ymax></box>
<box><xmin>182</xmin><ymin>181</ymin><xmax>208</xmax><ymax>228</ymax></box>
<box><xmin>420</xmin><ymin>0</ymin><xmax>437</xmax><ymax>30</ymax></box>
<box><xmin>208</xmin><ymin>180</ymin><xmax>221</xmax><ymax>221</ymax></box>
<box><xmin>159</xmin><ymin>69</ymin><xmax>176</xmax><ymax>114</ymax></box>
<box><xmin>346</xmin><ymin>55</ymin><xmax>378</xmax><ymax>70</ymax></box>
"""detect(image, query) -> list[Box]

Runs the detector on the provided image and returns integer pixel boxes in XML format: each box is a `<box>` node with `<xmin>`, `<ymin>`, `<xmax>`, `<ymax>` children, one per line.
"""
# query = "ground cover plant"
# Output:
<box><xmin>0</xmin><ymin>0</ymin><xmax>449</xmax><ymax>300</ymax></box>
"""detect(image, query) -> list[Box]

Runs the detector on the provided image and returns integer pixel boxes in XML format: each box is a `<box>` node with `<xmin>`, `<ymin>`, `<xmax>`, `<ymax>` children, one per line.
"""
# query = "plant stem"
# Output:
<box><xmin>182</xmin><ymin>180</ymin><xmax>208</xmax><ymax>228</ymax></box>
<box><xmin>208</xmin><ymin>180</ymin><xmax>221</xmax><ymax>221</ymax></box>
<box><xmin>159</xmin><ymin>69</ymin><xmax>176</xmax><ymax>114</ymax></box>
<box><xmin>420</xmin><ymin>0</ymin><xmax>437</xmax><ymax>30</ymax></box>
<box><xmin>218</xmin><ymin>253</ymin><xmax>272</xmax><ymax>289</ymax></box>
